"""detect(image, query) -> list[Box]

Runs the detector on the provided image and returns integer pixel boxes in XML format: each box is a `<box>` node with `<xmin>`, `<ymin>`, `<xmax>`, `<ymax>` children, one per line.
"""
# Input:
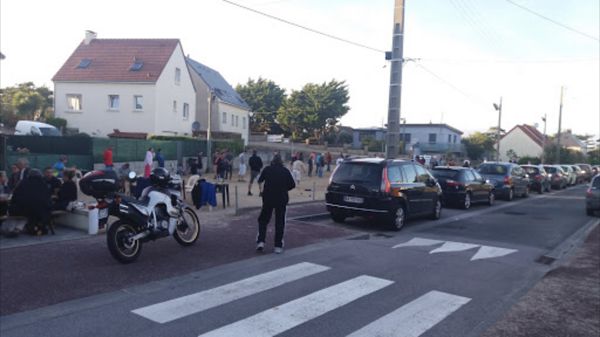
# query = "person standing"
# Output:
<box><xmin>225</xmin><ymin>150</ymin><xmax>234</xmax><ymax>180</ymax></box>
<box><xmin>238</xmin><ymin>149</ymin><xmax>247</xmax><ymax>182</ymax></box>
<box><xmin>291</xmin><ymin>158</ymin><xmax>306</xmax><ymax>186</ymax></box>
<box><xmin>248</xmin><ymin>150</ymin><xmax>263</xmax><ymax>196</ymax></box>
<box><xmin>103</xmin><ymin>146</ymin><xmax>113</xmax><ymax>170</ymax></box>
<box><xmin>307</xmin><ymin>153</ymin><xmax>314</xmax><ymax>177</ymax></box>
<box><xmin>197</xmin><ymin>152</ymin><xmax>204</xmax><ymax>175</ymax></box>
<box><xmin>156</xmin><ymin>148</ymin><xmax>165</xmax><ymax>168</ymax></box>
<box><xmin>144</xmin><ymin>147</ymin><xmax>154</xmax><ymax>178</ymax></box>
<box><xmin>53</xmin><ymin>155</ymin><xmax>68</xmax><ymax>178</ymax></box>
<box><xmin>256</xmin><ymin>154</ymin><xmax>296</xmax><ymax>254</ymax></box>
<box><xmin>325</xmin><ymin>152</ymin><xmax>332</xmax><ymax>172</ymax></box>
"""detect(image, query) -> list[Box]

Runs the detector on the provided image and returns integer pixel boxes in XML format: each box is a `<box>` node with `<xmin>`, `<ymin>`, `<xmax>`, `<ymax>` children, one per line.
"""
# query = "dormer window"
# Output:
<box><xmin>77</xmin><ymin>59</ymin><xmax>92</xmax><ymax>69</ymax></box>
<box><xmin>130</xmin><ymin>60</ymin><xmax>144</xmax><ymax>71</ymax></box>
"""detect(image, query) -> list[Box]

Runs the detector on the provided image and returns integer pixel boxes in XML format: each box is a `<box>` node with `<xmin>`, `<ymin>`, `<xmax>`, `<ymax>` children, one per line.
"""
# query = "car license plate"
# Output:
<box><xmin>98</xmin><ymin>208</ymin><xmax>109</xmax><ymax>219</ymax></box>
<box><xmin>343</xmin><ymin>196</ymin><xmax>364</xmax><ymax>204</ymax></box>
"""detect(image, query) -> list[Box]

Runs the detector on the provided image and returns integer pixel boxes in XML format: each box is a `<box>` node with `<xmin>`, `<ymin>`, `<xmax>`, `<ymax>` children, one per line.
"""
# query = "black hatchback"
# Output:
<box><xmin>431</xmin><ymin>167</ymin><xmax>495</xmax><ymax>209</ymax></box>
<box><xmin>325</xmin><ymin>158</ymin><xmax>442</xmax><ymax>231</ymax></box>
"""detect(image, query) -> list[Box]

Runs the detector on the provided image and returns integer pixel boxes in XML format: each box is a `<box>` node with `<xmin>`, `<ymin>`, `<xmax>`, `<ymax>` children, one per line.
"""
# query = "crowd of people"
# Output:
<box><xmin>1</xmin><ymin>157</ymin><xmax>79</xmax><ymax>237</ymax></box>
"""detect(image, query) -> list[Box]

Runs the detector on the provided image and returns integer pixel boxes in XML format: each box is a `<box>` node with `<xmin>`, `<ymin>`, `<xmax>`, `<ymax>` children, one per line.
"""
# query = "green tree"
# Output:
<box><xmin>461</xmin><ymin>132</ymin><xmax>495</xmax><ymax>160</ymax></box>
<box><xmin>0</xmin><ymin>82</ymin><xmax>54</xmax><ymax>125</ymax></box>
<box><xmin>543</xmin><ymin>143</ymin><xmax>587</xmax><ymax>164</ymax></box>
<box><xmin>277</xmin><ymin>80</ymin><xmax>350</xmax><ymax>141</ymax></box>
<box><xmin>236</xmin><ymin>78</ymin><xmax>285</xmax><ymax>134</ymax></box>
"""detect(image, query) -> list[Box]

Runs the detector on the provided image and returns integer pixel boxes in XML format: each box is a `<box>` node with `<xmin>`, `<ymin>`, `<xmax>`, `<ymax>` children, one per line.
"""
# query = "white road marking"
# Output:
<box><xmin>470</xmin><ymin>245</ymin><xmax>518</xmax><ymax>261</ymax></box>
<box><xmin>132</xmin><ymin>262</ymin><xmax>330</xmax><ymax>324</ymax></box>
<box><xmin>429</xmin><ymin>241</ymin><xmax>480</xmax><ymax>254</ymax></box>
<box><xmin>197</xmin><ymin>275</ymin><xmax>393</xmax><ymax>337</ymax></box>
<box><xmin>392</xmin><ymin>237</ymin><xmax>444</xmax><ymax>249</ymax></box>
<box><xmin>347</xmin><ymin>290</ymin><xmax>471</xmax><ymax>337</ymax></box>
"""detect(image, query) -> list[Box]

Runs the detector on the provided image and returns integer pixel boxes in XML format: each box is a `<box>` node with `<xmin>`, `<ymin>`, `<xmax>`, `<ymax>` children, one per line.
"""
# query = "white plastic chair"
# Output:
<box><xmin>184</xmin><ymin>175</ymin><xmax>201</xmax><ymax>199</ymax></box>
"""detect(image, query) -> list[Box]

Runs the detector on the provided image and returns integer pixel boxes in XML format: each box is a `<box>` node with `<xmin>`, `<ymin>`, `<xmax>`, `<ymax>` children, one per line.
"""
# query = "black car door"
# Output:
<box><xmin>472</xmin><ymin>170</ymin><xmax>487</xmax><ymax>201</ymax></box>
<box><xmin>414</xmin><ymin>164</ymin><xmax>436</xmax><ymax>213</ymax></box>
<box><xmin>400</xmin><ymin>164</ymin><xmax>425</xmax><ymax>214</ymax></box>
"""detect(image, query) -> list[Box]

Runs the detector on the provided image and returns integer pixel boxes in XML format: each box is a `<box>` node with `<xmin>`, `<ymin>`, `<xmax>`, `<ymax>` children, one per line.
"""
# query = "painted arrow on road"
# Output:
<box><xmin>392</xmin><ymin>237</ymin><xmax>518</xmax><ymax>261</ymax></box>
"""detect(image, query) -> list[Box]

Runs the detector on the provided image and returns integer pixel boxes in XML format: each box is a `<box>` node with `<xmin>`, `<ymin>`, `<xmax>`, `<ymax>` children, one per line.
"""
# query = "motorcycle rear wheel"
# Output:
<box><xmin>174</xmin><ymin>207</ymin><xmax>200</xmax><ymax>246</ymax></box>
<box><xmin>107</xmin><ymin>220</ymin><xmax>143</xmax><ymax>264</ymax></box>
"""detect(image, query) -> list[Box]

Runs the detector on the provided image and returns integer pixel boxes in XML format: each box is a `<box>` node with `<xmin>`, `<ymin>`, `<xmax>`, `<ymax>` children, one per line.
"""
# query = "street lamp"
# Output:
<box><xmin>493</xmin><ymin>97</ymin><xmax>503</xmax><ymax>161</ymax></box>
<box><xmin>541</xmin><ymin>114</ymin><xmax>547</xmax><ymax>164</ymax></box>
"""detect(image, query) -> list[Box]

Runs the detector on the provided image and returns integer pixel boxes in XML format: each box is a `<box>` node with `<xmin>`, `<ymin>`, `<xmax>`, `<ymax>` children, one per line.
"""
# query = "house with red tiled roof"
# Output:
<box><xmin>52</xmin><ymin>31</ymin><xmax>196</xmax><ymax>137</ymax></box>
<box><xmin>498</xmin><ymin>124</ymin><xmax>546</xmax><ymax>161</ymax></box>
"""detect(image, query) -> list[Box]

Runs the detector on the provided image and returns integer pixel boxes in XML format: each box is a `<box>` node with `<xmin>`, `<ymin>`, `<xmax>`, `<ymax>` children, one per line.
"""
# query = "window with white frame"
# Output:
<box><xmin>108</xmin><ymin>95</ymin><xmax>120</xmax><ymax>110</ymax></box>
<box><xmin>183</xmin><ymin>103</ymin><xmax>189</xmax><ymax>119</ymax></box>
<box><xmin>175</xmin><ymin>67</ymin><xmax>181</xmax><ymax>85</ymax></box>
<box><xmin>242</xmin><ymin>117</ymin><xmax>246</xmax><ymax>129</ymax></box>
<box><xmin>66</xmin><ymin>94</ymin><xmax>82</xmax><ymax>111</ymax></box>
<box><xmin>134</xmin><ymin>95</ymin><xmax>143</xmax><ymax>110</ymax></box>
<box><xmin>235</xmin><ymin>115</ymin><xmax>239</xmax><ymax>127</ymax></box>
<box><xmin>222</xmin><ymin>111</ymin><xmax>227</xmax><ymax>124</ymax></box>
<box><xmin>173</xmin><ymin>100</ymin><xmax>177</xmax><ymax>113</ymax></box>
<box><xmin>231</xmin><ymin>114</ymin><xmax>234</xmax><ymax>126</ymax></box>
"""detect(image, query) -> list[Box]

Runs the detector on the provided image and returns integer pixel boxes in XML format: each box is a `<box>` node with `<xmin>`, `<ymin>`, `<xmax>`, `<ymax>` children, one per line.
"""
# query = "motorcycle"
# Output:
<box><xmin>79</xmin><ymin>168</ymin><xmax>200</xmax><ymax>263</ymax></box>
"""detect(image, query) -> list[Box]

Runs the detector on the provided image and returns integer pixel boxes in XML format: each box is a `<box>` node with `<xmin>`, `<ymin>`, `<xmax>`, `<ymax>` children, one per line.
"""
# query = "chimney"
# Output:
<box><xmin>84</xmin><ymin>30</ymin><xmax>97</xmax><ymax>45</ymax></box>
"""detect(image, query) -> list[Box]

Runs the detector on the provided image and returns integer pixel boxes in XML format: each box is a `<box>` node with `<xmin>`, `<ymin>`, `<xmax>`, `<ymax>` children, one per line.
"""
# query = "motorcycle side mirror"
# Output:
<box><xmin>128</xmin><ymin>171</ymin><xmax>137</xmax><ymax>180</ymax></box>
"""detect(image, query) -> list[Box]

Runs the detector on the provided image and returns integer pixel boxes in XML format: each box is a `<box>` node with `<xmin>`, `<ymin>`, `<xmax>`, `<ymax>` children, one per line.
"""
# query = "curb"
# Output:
<box><xmin>234</xmin><ymin>200</ymin><xmax>325</xmax><ymax>215</ymax></box>
<box><xmin>540</xmin><ymin>217</ymin><xmax>600</xmax><ymax>266</ymax></box>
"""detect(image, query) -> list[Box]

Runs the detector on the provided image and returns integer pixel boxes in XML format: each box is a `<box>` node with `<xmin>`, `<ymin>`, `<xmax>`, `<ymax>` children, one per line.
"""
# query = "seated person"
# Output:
<box><xmin>43</xmin><ymin>166</ymin><xmax>62</xmax><ymax>200</ymax></box>
<box><xmin>54</xmin><ymin>169</ymin><xmax>78</xmax><ymax>211</ymax></box>
<box><xmin>9</xmin><ymin>169</ymin><xmax>52</xmax><ymax>235</ymax></box>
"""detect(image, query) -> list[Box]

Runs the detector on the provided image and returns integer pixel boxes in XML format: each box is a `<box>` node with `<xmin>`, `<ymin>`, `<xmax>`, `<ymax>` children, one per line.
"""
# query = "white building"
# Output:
<box><xmin>498</xmin><ymin>124</ymin><xmax>545</xmax><ymax>161</ymax></box>
<box><xmin>186</xmin><ymin>58</ymin><xmax>251</xmax><ymax>145</ymax></box>
<box><xmin>53</xmin><ymin>31</ymin><xmax>196</xmax><ymax>137</ymax></box>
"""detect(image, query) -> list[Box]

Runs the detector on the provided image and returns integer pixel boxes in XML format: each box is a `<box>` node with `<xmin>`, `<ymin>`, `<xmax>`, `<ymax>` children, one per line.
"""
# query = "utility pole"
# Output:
<box><xmin>555</xmin><ymin>86</ymin><xmax>564</xmax><ymax>164</ymax></box>
<box><xmin>541</xmin><ymin>114</ymin><xmax>547</xmax><ymax>163</ymax></box>
<box><xmin>206</xmin><ymin>92</ymin><xmax>214</xmax><ymax>172</ymax></box>
<box><xmin>493</xmin><ymin>97</ymin><xmax>503</xmax><ymax>161</ymax></box>
<box><xmin>385</xmin><ymin>0</ymin><xmax>405</xmax><ymax>159</ymax></box>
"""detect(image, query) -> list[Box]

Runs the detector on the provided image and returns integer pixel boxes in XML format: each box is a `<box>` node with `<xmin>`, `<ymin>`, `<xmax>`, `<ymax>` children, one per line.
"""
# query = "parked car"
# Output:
<box><xmin>571</xmin><ymin>165</ymin><xmax>585</xmax><ymax>184</ymax></box>
<box><xmin>477</xmin><ymin>162</ymin><xmax>529</xmax><ymax>201</ymax></box>
<box><xmin>543</xmin><ymin>165</ymin><xmax>567</xmax><ymax>189</ymax></box>
<box><xmin>325</xmin><ymin>158</ymin><xmax>442</xmax><ymax>230</ymax></box>
<box><xmin>431</xmin><ymin>167</ymin><xmax>494</xmax><ymax>209</ymax></box>
<box><xmin>14</xmin><ymin>120</ymin><xmax>61</xmax><ymax>136</ymax></box>
<box><xmin>560</xmin><ymin>165</ymin><xmax>577</xmax><ymax>186</ymax></box>
<box><xmin>521</xmin><ymin>165</ymin><xmax>551</xmax><ymax>194</ymax></box>
<box><xmin>575</xmin><ymin>163</ymin><xmax>594</xmax><ymax>183</ymax></box>
<box><xmin>586</xmin><ymin>175</ymin><xmax>600</xmax><ymax>216</ymax></box>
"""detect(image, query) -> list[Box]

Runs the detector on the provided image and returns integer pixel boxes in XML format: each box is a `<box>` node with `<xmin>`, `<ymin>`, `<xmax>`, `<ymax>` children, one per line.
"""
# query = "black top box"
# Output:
<box><xmin>79</xmin><ymin>170</ymin><xmax>119</xmax><ymax>198</ymax></box>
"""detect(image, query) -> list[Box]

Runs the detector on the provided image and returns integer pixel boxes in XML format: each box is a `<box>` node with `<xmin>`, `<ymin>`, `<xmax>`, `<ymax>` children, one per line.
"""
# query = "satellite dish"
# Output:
<box><xmin>191</xmin><ymin>121</ymin><xmax>201</xmax><ymax>132</ymax></box>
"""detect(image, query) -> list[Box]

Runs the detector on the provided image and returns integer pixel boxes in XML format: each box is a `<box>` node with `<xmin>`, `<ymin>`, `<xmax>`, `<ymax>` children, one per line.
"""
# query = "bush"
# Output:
<box><xmin>517</xmin><ymin>156</ymin><xmax>541</xmax><ymax>165</ymax></box>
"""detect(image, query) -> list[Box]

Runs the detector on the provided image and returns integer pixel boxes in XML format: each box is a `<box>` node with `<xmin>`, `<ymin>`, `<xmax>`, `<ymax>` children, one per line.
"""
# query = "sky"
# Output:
<box><xmin>1</xmin><ymin>0</ymin><xmax>599</xmax><ymax>139</ymax></box>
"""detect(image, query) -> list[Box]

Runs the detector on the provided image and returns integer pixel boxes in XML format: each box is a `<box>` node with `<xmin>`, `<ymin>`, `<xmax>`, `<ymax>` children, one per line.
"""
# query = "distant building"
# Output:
<box><xmin>557</xmin><ymin>130</ymin><xmax>587</xmax><ymax>154</ymax></box>
<box><xmin>186</xmin><ymin>58</ymin><xmax>250</xmax><ymax>144</ymax></box>
<box><xmin>53</xmin><ymin>32</ymin><xmax>196</xmax><ymax>137</ymax></box>
<box><xmin>498</xmin><ymin>124</ymin><xmax>545</xmax><ymax>161</ymax></box>
<box><xmin>352</xmin><ymin>123</ymin><xmax>464</xmax><ymax>156</ymax></box>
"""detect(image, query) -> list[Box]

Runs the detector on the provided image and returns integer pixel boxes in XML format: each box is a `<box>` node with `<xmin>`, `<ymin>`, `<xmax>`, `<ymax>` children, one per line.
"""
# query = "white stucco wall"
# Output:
<box><xmin>498</xmin><ymin>127</ymin><xmax>543</xmax><ymax>161</ymax></box>
<box><xmin>217</xmin><ymin>102</ymin><xmax>250</xmax><ymax>144</ymax></box>
<box><xmin>154</xmin><ymin>43</ymin><xmax>196</xmax><ymax>136</ymax></box>
<box><xmin>54</xmin><ymin>82</ymin><xmax>156</xmax><ymax>136</ymax></box>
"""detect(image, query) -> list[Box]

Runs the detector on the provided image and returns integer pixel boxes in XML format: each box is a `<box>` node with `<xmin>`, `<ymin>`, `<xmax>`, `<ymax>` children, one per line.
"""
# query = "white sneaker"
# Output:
<box><xmin>274</xmin><ymin>247</ymin><xmax>284</xmax><ymax>254</ymax></box>
<box><xmin>256</xmin><ymin>242</ymin><xmax>265</xmax><ymax>252</ymax></box>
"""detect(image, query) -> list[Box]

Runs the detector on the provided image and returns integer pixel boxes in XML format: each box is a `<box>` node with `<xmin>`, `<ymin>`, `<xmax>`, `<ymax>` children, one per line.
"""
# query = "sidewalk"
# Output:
<box><xmin>482</xmin><ymin>224</ymin><xmax>600</xmax><ymax>336</ymax></box>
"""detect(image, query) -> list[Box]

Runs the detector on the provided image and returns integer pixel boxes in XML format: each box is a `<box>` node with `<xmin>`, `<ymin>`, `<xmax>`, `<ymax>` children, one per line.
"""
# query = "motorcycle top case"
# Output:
<box><xmin>79</xmin><ymin>170</ymin><xmax>119</xmax><ymax>198</ymax></box>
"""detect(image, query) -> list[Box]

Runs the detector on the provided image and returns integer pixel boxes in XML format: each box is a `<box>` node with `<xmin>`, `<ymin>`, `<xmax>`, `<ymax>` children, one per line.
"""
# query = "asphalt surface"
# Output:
<box><xmin>1</xmin><ymin>184</ymin><xmax>598</xmax><ymax>336</ymax></box>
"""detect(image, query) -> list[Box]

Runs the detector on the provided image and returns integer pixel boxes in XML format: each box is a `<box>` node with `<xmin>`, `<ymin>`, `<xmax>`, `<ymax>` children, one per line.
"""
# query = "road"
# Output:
<box><xmin>0</xmin><ymin>184</ymin><xmax>597</xmax><ymax>337</ymax></box>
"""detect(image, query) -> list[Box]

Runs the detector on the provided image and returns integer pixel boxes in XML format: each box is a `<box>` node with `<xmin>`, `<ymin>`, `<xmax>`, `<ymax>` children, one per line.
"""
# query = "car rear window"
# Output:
<box><xmin>522</xmin><ymin>167</ymin><xmax>539</xmax><ymax>175</ymax></box>
<box><xmin>431</xmin><ymin>169</ymin><xmax>459</xmax><ymax>180</ymax></box>
<box><xmin>478</xmin><ymin>164</ymin><xmax>507</xmax><ymax>175</ymax></box>
<box><xmin>332</xmin><ymin>163</ymin><xmax>382</xmax><ymax>188</ymax></box>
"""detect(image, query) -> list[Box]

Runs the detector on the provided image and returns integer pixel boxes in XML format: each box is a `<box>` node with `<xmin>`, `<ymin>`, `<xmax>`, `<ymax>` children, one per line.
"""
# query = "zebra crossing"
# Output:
<box><xmin>392</xmin><ymin>237</ymin><xmax>518</xmax><ymax>261</ymax></box>
<box><xmin>131</xmin><ymin>262</ymin><xmax>471</xmax><ymax>337</ymax></box>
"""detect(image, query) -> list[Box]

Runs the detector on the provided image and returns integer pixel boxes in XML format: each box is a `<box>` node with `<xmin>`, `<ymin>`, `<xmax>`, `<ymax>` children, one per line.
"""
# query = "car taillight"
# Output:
<box><xmin>504</xmin><ymin>176</ymin><xmax>512</xmax><ymax>185</ymax></box>
<box><xmin>381</xmin><ymin>167</ymin><xmax>391</xmax><ymax>193</ymax></box>
<box><xmin>446</xmin><ymin>179</ymin><xmax>463</xmax><ymax>188</ymax></box>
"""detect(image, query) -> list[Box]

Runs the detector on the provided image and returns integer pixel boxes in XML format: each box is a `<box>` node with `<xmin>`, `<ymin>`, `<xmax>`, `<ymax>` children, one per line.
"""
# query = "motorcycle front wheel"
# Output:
<box><xmin>107</xmin><ymin>220</ymin><xmax>143</xmax><ymax>264</ymax></box>
<box><xmin>174</xmin><ymin>207</ymin><xmax>200</xmax><ymax>246</ymax></box>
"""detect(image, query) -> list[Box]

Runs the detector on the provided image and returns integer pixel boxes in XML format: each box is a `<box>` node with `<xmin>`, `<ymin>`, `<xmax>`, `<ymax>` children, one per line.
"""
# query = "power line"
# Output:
<box><xmin>504</xmin><ymin>0</ymin><xmax>599</xmax><ymax>42</ymax></box>
<box><xmin>221</xmin><ymin>0</ymin><xmax>386</xmax><ymax>54</ymax></box>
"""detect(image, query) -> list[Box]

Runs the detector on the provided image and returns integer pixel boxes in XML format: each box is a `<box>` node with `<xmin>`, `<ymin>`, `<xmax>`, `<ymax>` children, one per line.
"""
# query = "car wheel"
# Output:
<box><xmin>506</xmin><ymin>188</ymin><xmax>514</xmax><ymax>201</ymax></box>
<box><xmin>487</xmin><ymin>191</ymin><xmax>495</xmax><ymax>206</ymax></box>
<box><xmin>389</xmin><ymin>205</ymin><xmax>406</xmax><ymax>231</ymax></box>
<box><xmin>522</xmin><ymin>186</ymin><xmax>529</xmax><ymax>198</ymax></box>
<box><xmin>430</xmin><ymin>199</ymin><xmax>442</xmax><ymax>220</ymax></box>
<box><xmin>462</xmin><ymin>193</ymin><xmax>471</xmax><ymax>210</ymax></box>
<box><xmin>330</xmin><ymin>211</ymin><xmax>346</xmax><ymax>223</ymax></box>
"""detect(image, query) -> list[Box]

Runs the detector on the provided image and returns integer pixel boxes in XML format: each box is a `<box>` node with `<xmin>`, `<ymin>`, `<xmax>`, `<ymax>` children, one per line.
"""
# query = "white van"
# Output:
<box><xmin>14</xmin><ymin>120</ymin><xmax>61</xmax><ymax>136</ymax></box>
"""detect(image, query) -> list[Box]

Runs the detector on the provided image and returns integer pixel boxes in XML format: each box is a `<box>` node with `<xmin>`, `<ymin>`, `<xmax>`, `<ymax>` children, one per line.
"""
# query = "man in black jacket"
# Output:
<box><xmin>247</xmin><ymin>150</ymin><xmax>263</xmax><ymax>196</ymax></box>
<box><xmin>256</xmin><ymin>154</ymin><xmax>295</xmax><ymax>254</ymax></box>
